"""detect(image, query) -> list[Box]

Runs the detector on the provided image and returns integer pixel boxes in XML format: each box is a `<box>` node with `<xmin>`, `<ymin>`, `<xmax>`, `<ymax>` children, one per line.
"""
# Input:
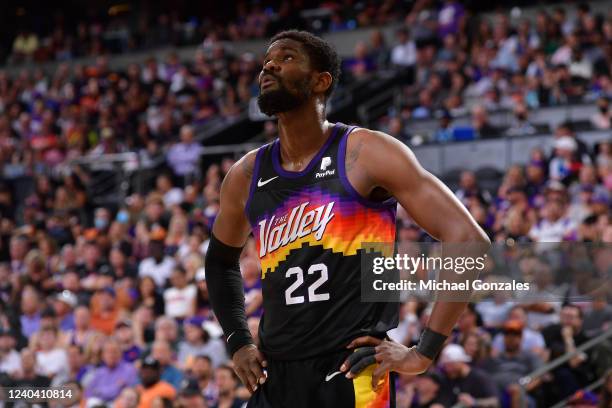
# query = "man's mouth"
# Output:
<box><xmin>261</xmin><ymin>76</ymin><xmax>278</xmax><ymax>90</ymax></box>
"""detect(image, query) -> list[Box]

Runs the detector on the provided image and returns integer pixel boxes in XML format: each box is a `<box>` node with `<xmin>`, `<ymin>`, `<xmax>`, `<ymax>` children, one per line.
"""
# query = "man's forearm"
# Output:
<box><xmin>427</xmin><ymin>301</ymin><xmax>469</xmax><ymax>336</ymax></box>
<box><xmin>205</xmin><ymin>233</ymin><xmax>254</xmax><ymax>356</ymax></box>
<box><xmin>420</xmin><ymin>233</ymin><xmax>490</xmax><ymax>356</ymax></box>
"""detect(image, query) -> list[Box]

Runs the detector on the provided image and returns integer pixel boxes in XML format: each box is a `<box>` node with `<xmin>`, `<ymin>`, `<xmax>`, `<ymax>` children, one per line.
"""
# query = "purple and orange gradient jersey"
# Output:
<box><xmin>246</xmin><ymin>122</ymin><xmax>399</xmax><ymax>360</ymax></box>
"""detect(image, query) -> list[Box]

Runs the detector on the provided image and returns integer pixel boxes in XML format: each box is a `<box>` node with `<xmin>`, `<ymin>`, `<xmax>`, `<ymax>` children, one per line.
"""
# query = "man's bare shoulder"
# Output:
<box><xmin>235</xmin><ymin>148</ymin><xmax>259</xmax><ymax>180</ymax></box>
<box><xmin>345</xmin><ymin>127</ymin><xmax>410</xmax><ymax>170</ymax></box>
<box><xmin>222</xmin><ymin>148</ymin><xmax>260</xmax><ymax>198</ymax></box>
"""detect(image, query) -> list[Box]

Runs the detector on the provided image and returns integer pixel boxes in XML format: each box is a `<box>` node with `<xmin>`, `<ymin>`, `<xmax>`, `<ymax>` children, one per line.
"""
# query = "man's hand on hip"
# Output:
<box><xmin>233</xmin><ymin>344</ymin><xmax>267</xmax><ymax>393</ymax></box>
<box><xmin>370</xmin><ymin>341</ymin><xmax>432</xmax><ymax>389</ymax></box>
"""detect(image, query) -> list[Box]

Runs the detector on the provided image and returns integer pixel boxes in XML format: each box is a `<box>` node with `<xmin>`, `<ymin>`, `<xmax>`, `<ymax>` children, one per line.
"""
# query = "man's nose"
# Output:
<box><xmin>263</xmin><ymin>59</ymin><xmax>280</xmax><ymax>72</ymax></box>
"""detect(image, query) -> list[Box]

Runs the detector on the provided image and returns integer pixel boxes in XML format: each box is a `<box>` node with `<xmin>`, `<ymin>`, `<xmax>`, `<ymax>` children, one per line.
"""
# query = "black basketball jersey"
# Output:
<box><xmin>245</xmin><ymin>122</ymin><xmax>398</xmax><ymax>360</ymax></box>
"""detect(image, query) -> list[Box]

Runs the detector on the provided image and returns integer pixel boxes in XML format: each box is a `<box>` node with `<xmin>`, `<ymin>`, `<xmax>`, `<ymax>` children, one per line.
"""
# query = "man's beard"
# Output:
<box><xmin>257</xmin><ymin>78</ymin><xmax>311</xmax><ymax>116</ymax></box>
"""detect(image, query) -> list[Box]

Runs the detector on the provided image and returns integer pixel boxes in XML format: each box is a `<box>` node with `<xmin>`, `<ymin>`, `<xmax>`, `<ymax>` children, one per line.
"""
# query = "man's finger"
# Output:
<box><xmin>341</xmin><ymin>346</ymin><xmax>375</xmax><ymax>372</ymax></box>
<box><xmin>347</xmin><ymin>355</ymin><xmax>377</xmax><ymax>378</ymax></box>
<box><xmin>371</xmin><ymin>363</ymin><xmax>389</xmax><ymax>390</ymax></box>
<box><xmin>346</xmin><ymin>336</ymin><xmax>383</xmax><ymax>349</ymax></box>
<box><xmin>236</xmin><ymin>366</ymin><xmax>256</xmax><ymax>392</ymax></box>
<box><xmin>234</xmin><ymin>368</ymin><xmax>248</xmax><ymax>389</ymax></box>
<box><xmin>374</xmin><ymin>339</ymin><xmax>392</xmax><ymax>353</ymax></box>
<box><xmin>241</xmin><ymin>366</ymin><xmax>259</xmax><ymax>392</ymax></box>
<box><xmin>249</xmin><ymin>358</ymin><xmax>266</xmax><ymax>385</ymax></box>
<box><xmin>256</xmin><ymin>350</ymin><xmax>268</xmax><ymax>368</ymax></box>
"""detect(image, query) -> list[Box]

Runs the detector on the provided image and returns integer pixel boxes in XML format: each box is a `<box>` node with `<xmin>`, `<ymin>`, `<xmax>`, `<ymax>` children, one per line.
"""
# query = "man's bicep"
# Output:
<box><xmin>212</xmin><ymin>161</ymin><xmax>253</xmax><ymax>247</ymax></box>
<box><xmin>212</xmin><ymin>205</ymin><xmax>251</xmax><ymax>247</ymax></box>
<box><xmin>370</xmin><ymin>135</ymin><xmax>484</xmax><ymax>241</ymax></box>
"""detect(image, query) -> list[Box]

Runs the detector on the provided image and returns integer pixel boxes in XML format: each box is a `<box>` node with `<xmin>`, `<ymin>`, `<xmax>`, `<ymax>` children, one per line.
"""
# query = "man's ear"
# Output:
<box><xmin>312</xmin><ymin>72</ymin><xmax>333</xmax><ymax>95</ymax></box>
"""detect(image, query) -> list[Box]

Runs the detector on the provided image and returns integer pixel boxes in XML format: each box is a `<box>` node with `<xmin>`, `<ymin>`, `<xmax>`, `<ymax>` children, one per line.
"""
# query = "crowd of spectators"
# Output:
<box><xmin>0</xmin><ymin>1</ymin><xmax>610</xmax><ymax>408</ymax></box>
<box><xmin>374</xmin><ymin>1</ymin><xmax>612</xmax><ymax>142</ymax></box>
<box><xmin>4</xmin><ymin>0</ymin><xmax>405</xmax><ymax>65</ymax></box>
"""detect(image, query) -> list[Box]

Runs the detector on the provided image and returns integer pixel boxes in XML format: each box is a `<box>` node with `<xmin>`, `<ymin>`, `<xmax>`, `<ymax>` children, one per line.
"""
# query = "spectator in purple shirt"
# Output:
<box><xmin>438</xmin><ymin>0</ymin><xmax>465</xmax><ymax>38</ymax></box>
<box><xmin>19</xmin><ymin>286</ymin><xmax>42</xmax><ymax>338</ymax></box>
<box><xmin>166</xmin><ymin>125</ymin><xmax>204</xmax><ymax>181</ymax></box>
<box><xmin>84</xmin><ymin>338</ymin><xmax>138</xmax><ymax>403</ymax></box>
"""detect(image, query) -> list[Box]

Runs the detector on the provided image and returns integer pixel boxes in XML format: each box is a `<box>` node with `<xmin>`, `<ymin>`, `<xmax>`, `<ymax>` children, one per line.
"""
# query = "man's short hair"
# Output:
<box><xmin>269</xmin><ymin>30</ymin><xmax>341</xmax><ymax>98</ymax></box>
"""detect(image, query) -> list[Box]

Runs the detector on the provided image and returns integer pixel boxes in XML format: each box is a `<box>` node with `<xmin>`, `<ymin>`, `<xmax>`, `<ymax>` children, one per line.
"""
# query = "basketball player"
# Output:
<box><xmin>205</xmin><ymin>30</ymin><xmax>489</xmax><ymax>407</ymax></box>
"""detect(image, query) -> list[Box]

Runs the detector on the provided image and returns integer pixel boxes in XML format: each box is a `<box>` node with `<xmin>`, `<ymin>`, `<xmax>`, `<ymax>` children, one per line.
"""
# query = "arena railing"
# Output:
<box><xmin>548</xmin><ymin>376</ymin><xmax>607</xmax><ymax>408</ymax></box>
<box><xmin>518</xmin><ymin>326</ymin><xmax>612</xmax><ymax>393</ymax></box>
<box><xmin>69</xmin><ymin>152</ymin><xmax>166</xmax><ymax>206</ymax></box>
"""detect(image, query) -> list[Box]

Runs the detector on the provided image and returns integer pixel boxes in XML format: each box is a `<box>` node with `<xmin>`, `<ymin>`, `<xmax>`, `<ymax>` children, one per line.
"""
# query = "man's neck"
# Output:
<box><xmin>276</xmin><ymin>103</ymin><xmax>330</xmax><ymax>167</ymax></box>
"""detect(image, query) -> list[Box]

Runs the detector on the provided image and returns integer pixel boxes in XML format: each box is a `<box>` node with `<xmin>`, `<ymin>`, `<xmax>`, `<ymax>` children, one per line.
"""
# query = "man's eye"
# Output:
<box><xmin>284</xmin><ymin>55</ymin><xmax>294</xmax><ymax>61</ymax></box>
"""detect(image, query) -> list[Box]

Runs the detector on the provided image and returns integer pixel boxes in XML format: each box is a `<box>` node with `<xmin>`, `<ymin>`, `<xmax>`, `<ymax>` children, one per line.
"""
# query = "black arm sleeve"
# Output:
<box><xmin>205</xmin><ymin>233</ymin><xmax>254</xmax><ymax>356</ymax></box>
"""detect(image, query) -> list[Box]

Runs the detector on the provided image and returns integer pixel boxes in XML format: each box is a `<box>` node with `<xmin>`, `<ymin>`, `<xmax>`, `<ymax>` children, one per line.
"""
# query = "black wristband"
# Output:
<box><xmin>416</xmin><ymin>328</ymin><xmax>448</xmax><ymax>360</ymax></box>
<box><xmin>227</xmin><ymin>329</ymin><xmax>255</xmax><ymax>357</ymax></box>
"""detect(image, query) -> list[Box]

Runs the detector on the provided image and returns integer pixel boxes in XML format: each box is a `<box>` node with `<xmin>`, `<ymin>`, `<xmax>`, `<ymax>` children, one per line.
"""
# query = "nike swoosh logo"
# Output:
<box><xmin>257</xmin><ymin>176</ymin><xmax>278</xmax><ymax>187</ymax></box>
<box><xmin>325</xmin><ymin>371</ymin><xmax>342</xmax><ymax>382</ymax></box>
<box><xmin>226</xmin><ymin>331</ymin><xmax>235</xmax><ymax>342</ymax></box>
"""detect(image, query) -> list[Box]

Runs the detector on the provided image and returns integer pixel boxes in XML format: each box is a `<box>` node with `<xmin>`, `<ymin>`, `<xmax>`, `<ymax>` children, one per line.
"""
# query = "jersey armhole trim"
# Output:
<box><xmin>244</xmin><ymin>146</ymin><xmax>266</xmax><ymax>218</ymax></box>
<box><xmin>338</xmin><ymin>126</ymin><xmax>398</xmax><ymax>209</ymax></box>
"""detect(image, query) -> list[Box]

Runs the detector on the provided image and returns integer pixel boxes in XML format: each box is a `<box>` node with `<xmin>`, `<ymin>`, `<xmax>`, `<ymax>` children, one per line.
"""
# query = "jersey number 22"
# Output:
<box><xmin>285</xmin><ymin>263</ymin><xmax>330</xmax><ymax>305</ymax></box>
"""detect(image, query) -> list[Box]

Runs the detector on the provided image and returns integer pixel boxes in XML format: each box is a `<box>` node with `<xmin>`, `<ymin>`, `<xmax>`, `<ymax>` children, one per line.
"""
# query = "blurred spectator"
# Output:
<box><xmin>529</xmin><ymin>182</ymin><xmax>576</xmax><ymax>242</ymax></box>
<box><xmin>344</xmin><ymin>42</ymin><xmax>376</xmax><ymax>80</ymax></box>
<box><xmin>438</xmin><ymin>0</ymin><xmax>465</xmax><ymax>38</ymax></box>
<box><xmin>486</xmin><ymin>320</ymin><xmax>543</xmax><ymax>408</ymax></box>
<box><xmin>452</xmin><ymin>303</ymin><xmax>489</xmax><ymax>345</ymax></box>
<box><xmin>177</xmin><ymin>317</ymin><xmax>227</xmax><ymax>369</ymax></box>
<box><xmin>166</xmin><ymin>125</ymin><xmax>203</xmax><ymax>181</ymax></box>
<box><xmin>84</xmin><ymin>339</ymin><xmax>138</xmax><ymax>403</ymax></box>
<box><xmin>136</xmin><ymin>356</ymin><xmax>176</xmax><ymax>408</ymax></box>
<box><xmin>151</xmin><ymin>339</ymin><xmax>184</xmax><ymax>390</ymax></box>
<box><xmin>9</xmin><ymin>235</ymin><xmax>29</xmax><ymax>275</ymax></box>
<box><xmin>116</xmin><ymin>320</ymin><xmax>142</xmax><ymax>363</ymax></box>
<box><xmin>11</xmin><ymin>30</ymin><xmax>39</xmax><ymax>63</ymax></box>
<box><xmin>542</xmin><ymin>304</ymin><xmax>594</xmax><ymax>399</ymax></box>
<box><xmin>583</xmin><ymin>292</ymin><xmax>612</xmax><ymax>338</ymax></box>
<box><xmin>491</xmin><ymin>306</ymin><xmax>546</xmax><ymax>357</ymax></box>
<box><xmin>505</xmin><ymin>103</ymin><xmax>537</xmax><ymax>136</ymax></box>
<box><xmin>242</xmin><ymin>258</ymin><xmax>263</xmax><ymax>319</ymax></box>
<box><xmin>19</xmin><ymin>286</ymin><xmax>42</xmax><ymax>338</ymax></box>
<box><xmin>177</xmin><ymin>378</ymin><xmax>208</xmax><ymax>408</ymax></box>
<box><xmin>34</xmin><ymin>325</ymin><xmax>69</xmax><ymax>379</ymax></box>
<box><xmin>368</xmin><ymin>30</ymin><xmax>390</xmax><ymax>70</ymax></box>
<box><xmin>437</xmin><ymin>344</ymin><xmax>499</xmax><ymax>407</ymax></box>
<box><xmin>163</xmin><ymin>266</ymin><xmax>196</xmax><ymax>320</ymax></box>
<box><xmin>455</xmin><ymin>170</ymin><xmax>492</xmax><ymax>206</ymax></box>
<box><xmin>9</xmin><ymin>348</ymin><xmax>50</xmax><ymax>388</ymax></box>
<box><xmin>53</xmin><ymin>290</ymin><xmax>77</xmax><ymax>331</ymax></box>
<box><xmin>139</xmin><ymin>229</ymin><xmax>176</xmax><ymax>287</ymax></box>
<box><xmin>50</xmin><ymin>345</ymin><xmax>85</xmax><ymax>388</ymax></box>
<box><xmin>114</xmin><ymin>387</ymin><xmax>140</xmax><ymax>408</ymax></box>
<box><xmin>138</xmin><ymin>277</ymin><xmax>165</xmax><ymax>317</ymax></box>
<box><xmin>591</xmin><ymin>97</ymin><xmax>611</xmax><ymax>130</ymax></box>
<box><xmin>471</xmin><ymin>105</ymin><xmax>501</xmax><ymax>139</ymax></box>
<box><xmin>68</xmin><ymin>306</ymin><xmax>97</xmax><ymax>348</ymax></box>
<box><xmin>212</xmin><ymin>364</ymin><xmax>245</xmax><ymax>408</ymax></box>
<box><xmin>460</xmin><ymin>330</ymin><xmax>492</xmax><ymax>368</ymax></box>
<box><xmin>90</xmin><ymin>287</ymin><xmax>122</xmax><ymax>335</ymax></box>
<box><xmin>403</xmin><ymin>372</ymin><xmax>446</xmax><ymax>407</ymax></box>
<box><xmin>433</xmin><ymin>109</ymin><xmax>453</xmax><ymax>142</ymax></box>
<box><xmin>391</xmin><ymin>28</ymin><xmax>416</xmax><ymax>67</ymax></box>
<box><xmin>188</xmin><ymin>355</ymin><xmax>218</xmax><ymax>406</ymax></box>
<box><xmin>0</xmin><ymin>329</ymin><xmax>21</xmax><ymax>376</ymax></box>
